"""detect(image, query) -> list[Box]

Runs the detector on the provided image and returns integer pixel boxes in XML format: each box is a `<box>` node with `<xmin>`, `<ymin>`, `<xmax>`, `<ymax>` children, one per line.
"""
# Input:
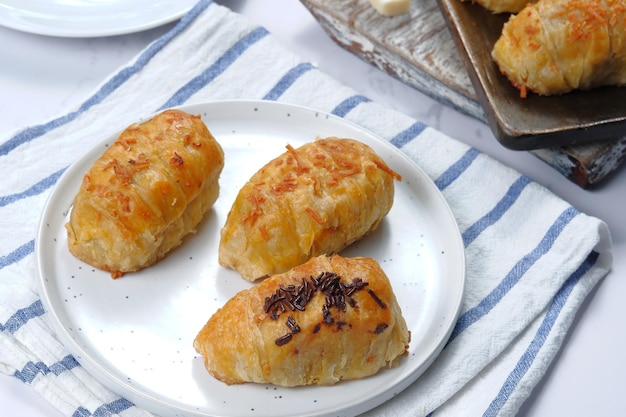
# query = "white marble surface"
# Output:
<box><xmin>1</xmin><ymin>1</ymin><xmax>625</xmax><ymax>416</ymax></box>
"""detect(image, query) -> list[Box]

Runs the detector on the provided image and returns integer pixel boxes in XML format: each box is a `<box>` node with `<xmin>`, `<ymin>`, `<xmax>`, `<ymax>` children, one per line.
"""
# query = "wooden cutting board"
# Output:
<box><xmin>300</xmin><ymin>0</ymin><xmax>626</xmax><ymax>188</ymax></box>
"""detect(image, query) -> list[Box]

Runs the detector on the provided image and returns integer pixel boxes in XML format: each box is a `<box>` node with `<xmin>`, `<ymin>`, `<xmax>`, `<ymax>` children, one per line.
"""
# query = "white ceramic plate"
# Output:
<box><xmin>0</xmin><ymin>0</ymin><xmax>196</xmax><ymax>37</ymax></box>
<box><xmin>36</xmin><ymin>100</ymin><xmax>465</xmax><ymax>417</ymax></box>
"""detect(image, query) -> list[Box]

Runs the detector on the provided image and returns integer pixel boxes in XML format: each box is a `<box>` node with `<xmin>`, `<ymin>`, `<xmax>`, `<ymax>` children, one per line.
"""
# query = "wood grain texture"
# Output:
<box><xmin>300</xmin><ymin>0</ymin><xmax>626</xmax><ymax>187</ymax></box>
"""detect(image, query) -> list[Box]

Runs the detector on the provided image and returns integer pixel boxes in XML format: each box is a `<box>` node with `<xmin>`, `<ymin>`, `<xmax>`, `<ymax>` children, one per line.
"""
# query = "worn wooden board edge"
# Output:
<box><xmin>301</xmin><ymin>0</ymin><xmax>482</xmax><ymax>118</ymax></box>
<box><xmin>536</xmin><ymin>138</ymin><xmax>626</xmax><ymax>186</ymax></box>
<box><xmin>299</xmin><ymin>0</ymin><xmax>626</xmax><ymax>187</ymax></box>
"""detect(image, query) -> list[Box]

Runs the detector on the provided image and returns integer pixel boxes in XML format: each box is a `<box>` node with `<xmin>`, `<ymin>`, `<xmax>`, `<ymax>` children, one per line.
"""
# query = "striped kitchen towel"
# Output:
<box><xmin>0</xmin><ymin>1</ymin><xmax>612</xmax><ymax>416</ymax></box>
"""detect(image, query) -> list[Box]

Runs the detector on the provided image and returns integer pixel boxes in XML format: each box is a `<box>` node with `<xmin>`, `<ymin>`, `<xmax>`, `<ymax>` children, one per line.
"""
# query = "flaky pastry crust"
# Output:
<box><xmin>492</xmin><ymin>0</ymin><xmax>626</xmax><ymax>97</ymax></box>
<box><xmin>194</xmin><ymin>254</ymin><xmax>410</xmax><ymax>386</ymax></box>
<box><xmin>65</xmin><ymin>109</ymin><xmax>224</xmax><ymax>278</ymax></box>
<box><xmin>218</xmin><ymin>137</ymin><xmax>401</xmax><ymax>281</ymax></box>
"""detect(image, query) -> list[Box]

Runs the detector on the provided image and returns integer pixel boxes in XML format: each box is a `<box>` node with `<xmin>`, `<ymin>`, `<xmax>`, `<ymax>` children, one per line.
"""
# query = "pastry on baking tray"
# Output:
<box><xmin>66</xmin><ymin>109</ymin><xmax>224</xmax><ymax>278</ymax></box>
<box><xmin>465</xmin><ymin>0</ymin><xmax>534</xmax><ymax>14</ymax></box>
<box><xmin>492</xmin><ymin>0</ymin><xmax>626</xmax><ymax>97</ymax></box>
<box><xmin>218</xmin><ymin>137</ymin><xmax>401</xmax><ymax>281</ymax></box>
<box><xmin>194</xmin><ymin>254</ymin><xmax>410</xmax><ymax>386</ymax></box>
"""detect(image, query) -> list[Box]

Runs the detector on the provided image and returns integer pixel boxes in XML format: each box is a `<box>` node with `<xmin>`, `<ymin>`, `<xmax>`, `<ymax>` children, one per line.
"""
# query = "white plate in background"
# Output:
<box><xmin>36</xmin><ymin>100</ymin><xmax>465</xmax><ymax>417</ymax></box>
<box><xmin>0</xmin><ymin>0</ymin><xmax>196</xmax><ymax>37</ymax></box>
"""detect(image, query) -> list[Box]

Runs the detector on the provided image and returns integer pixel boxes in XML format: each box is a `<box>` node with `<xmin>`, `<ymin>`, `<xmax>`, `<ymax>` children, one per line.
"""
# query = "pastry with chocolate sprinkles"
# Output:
<box><xmin>194</xmin><ymin>254</ymin><xmax>410</xmax><ymax>386</ymax></box>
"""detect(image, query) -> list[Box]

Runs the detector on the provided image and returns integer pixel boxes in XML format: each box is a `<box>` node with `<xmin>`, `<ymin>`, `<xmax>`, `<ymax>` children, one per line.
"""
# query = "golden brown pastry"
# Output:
<box><xmin>465</xmin><ymin>0</ymin><xmax>534</xmax><ymax>14</ymax></box>
<box><xmin>66</xmin><ymin>109</ymin><xmax>224</xmax><ymax>278</ymax></box>
<box><xmin>218</xmin><ymin>137</ymin><xmax>401</xmax><ymax>281</ymax></box>
<box><xmin>194</xmin><ymin>254</ymin><xmax>410</xmax><ymax>386</ymax></box>
<box><xmin>492</xmin><ymin>0</ymin><xmax>626</xmax><ymax>97</ymax></box>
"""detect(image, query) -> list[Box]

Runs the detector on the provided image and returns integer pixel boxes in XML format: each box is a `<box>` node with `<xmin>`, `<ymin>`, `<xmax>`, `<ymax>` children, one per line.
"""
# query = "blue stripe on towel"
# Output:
<box><xmin>1</xmin><ymin>300</ymin><xmax>45</xmax><ymax>334</ymax></box>
<box><xmin>0</xmin><ymin>240</ymin><xmax>34</xmax><ymax>270</ymax></box>
<box><xmin>71</xmin><ymin>398</ymin><xmax>135</xmax><ymax>417</ymax></box>
<box><xmin>0</xmin><ymin>167</ymin><xmax>66</xmax><ymax>208</ymax></box>
<box><xmin>462</xmin><ymin>176</ymin><xmax>532</xmax><ymax>246</ymax></box>
<box><xmin>331</xmin><ymin>95</ymin><xmax>372</xmax><ymax>117</ymax></box>
<box><xmin>263</xmin><ymin>63</ymin><xmax>315</xmax><ymax>100</ymax></box>
<box><xmin>73</xmin><ymin>407</ymin><xmax>92</xmax><ymax>417</ymax></box>
<box><xmin>448</xmin><ymin>206</ymin><xmax>580</xmax><ymax>342</ymax></box>
<box><xmin>49</xmin><ymin>355</ymin><xmax>81</xmax><ymax>376</ymax></box>
<box><xmin>94</xmin><ymin>398</ymin><xmax>135</xmax><ymax>417</ymax></box>
<box><xmin>0</xmin><ymin>0</ymin><xmax>213</xmax><ymax>158</ymax></box>
<box><xmin>4</xmin><ymin>249</ymin><xmax>135</xmax><ymax>414</ymax></box>
<box><xmin>483</xmin><ymin>250</ymin><xmax>600</xmax><ymax>417</ymax></box>
<box><xmin>159</xmin><ymin>26</ymin><xmax>270</xmax><ymax>110</ymax></box>
<box><xmin>435</xmin><ymin>147</ymin><xmax>481</xmax><ymax>191</ymax></box>
<box><xmin>14</xmin><ymin>354</ymin><xmax>80</xmax><ymax>383</ymax></box>
<box><xmin>389</xmin><ymin>121</ymin><xmax>428</xmax><ymax>148</ymax></box>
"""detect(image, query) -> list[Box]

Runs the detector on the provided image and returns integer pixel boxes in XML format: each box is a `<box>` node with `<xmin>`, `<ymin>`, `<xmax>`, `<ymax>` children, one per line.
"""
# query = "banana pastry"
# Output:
<box><xmin>66</xmin><ymin>109</ymin><xmax>224</xmax><ymax>278</ymax></box>
<box><xmin>194</xmin><ymin>254</ymin><xmax>410</xmax><ymax>386</ymax></box>
<box><xmin>492</xmin><ymin>0</ymin><xmax>626</xmax><ymax>97</ymax></box>
<box><xmin>219</xmin><ymin>137</ymin><xmax>401</xmax><ymax>281</ymax></box>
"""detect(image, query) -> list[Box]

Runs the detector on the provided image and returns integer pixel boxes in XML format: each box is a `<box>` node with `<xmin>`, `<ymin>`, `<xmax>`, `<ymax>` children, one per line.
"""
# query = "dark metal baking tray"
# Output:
<box><xmin>436</xmin><ymin>0</ymin><xmax>626</xmax><ymax>150</ymax></box>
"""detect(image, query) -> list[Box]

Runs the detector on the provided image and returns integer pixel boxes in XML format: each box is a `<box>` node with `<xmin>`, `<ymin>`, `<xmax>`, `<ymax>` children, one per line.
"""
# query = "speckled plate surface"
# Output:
<box><xmin>36</xmin><ymin>100</ymin><xmax>465</xmax><ymax>417</ymax></box>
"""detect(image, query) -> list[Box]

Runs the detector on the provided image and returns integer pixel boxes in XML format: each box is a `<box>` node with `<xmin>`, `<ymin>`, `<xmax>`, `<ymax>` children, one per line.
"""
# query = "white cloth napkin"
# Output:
<box><xmin>0</xmin><ymin>1</ymin><xmax>612</xmax><ymax>416</ymax></box>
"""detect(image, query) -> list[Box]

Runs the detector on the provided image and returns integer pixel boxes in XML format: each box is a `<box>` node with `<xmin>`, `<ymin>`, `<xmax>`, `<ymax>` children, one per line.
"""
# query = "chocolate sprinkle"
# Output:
<box><xmin>264</xmin><ymin>271</ymin><xmax>379</xmax><ymax>346</ymax></box>
<box><xmin>286</xmin><ymin>316</ymin><xmax>301</xmax><ymax>333</ymax></box>
<box><xmin>374</xmin><ymin>323</ymin><xmax>389</xmax><ymax>334</ymax></box>
<box><xmin>275</xmin><ymin>333</ymin><xmax>293</xmax><ymax>346</ymax></box>
<box><xmin>367</xmin><ymin>288</ymin><xmax>387</xmax><ymax>309</ymax></box>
